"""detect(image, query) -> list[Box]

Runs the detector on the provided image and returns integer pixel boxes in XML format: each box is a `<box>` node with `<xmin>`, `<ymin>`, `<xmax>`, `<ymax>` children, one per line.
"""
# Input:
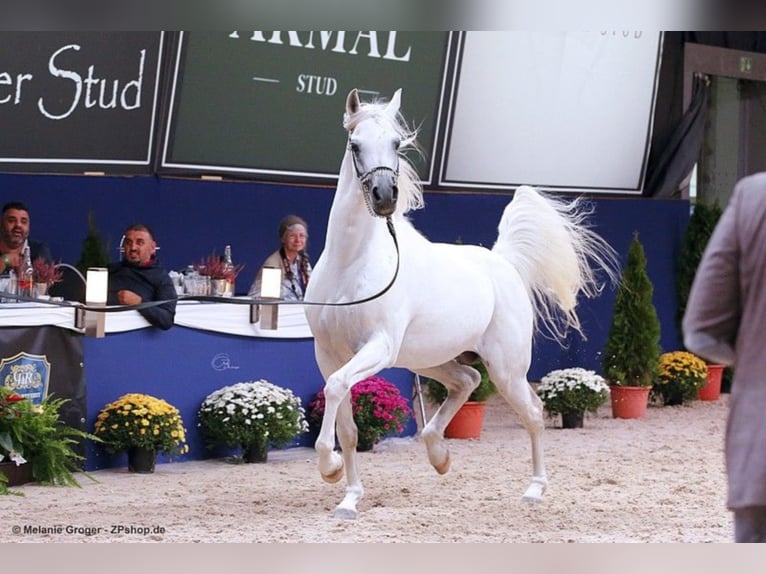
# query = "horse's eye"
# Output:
<box><xmin>350</xmin><ymin>142</ymin><xmax>360</xmax><ymax>154</ymax></box>
<box><xmin>393</xmin><ymin>139</ymin><xmax>401</xmax><ymax>150</ymax></box>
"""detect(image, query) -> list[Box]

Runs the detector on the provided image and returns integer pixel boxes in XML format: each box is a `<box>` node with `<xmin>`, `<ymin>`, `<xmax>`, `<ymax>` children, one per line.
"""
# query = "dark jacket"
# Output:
<box><xmin>107</xmin><ymin>258</ymin><xmax>177</xmax><ymax>330</ymax></box>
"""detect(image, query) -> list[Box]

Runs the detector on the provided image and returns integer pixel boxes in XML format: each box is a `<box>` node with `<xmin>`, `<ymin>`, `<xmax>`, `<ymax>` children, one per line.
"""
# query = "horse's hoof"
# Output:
<box><xmin>321</xmin><ymin>466</ymin><xmax>344</xmax><ymax>484</ymax></box>
<box><xmin>521</xmin><ymin>493</ymin><xmax>543</xmax><ymax>504</ymax></box>
<box><xmin>432</xmin><ymin>456</ymin><xmax>450</xmax><ymax>475</ymax></box>
<box><xmin>521</xmin><ymin>479</ymin><xmax>546</xmax><ymax>503</ymax></box>
<box><xmin>333</xmin><ymin>506</ymin><xmax>358</xmax><ymax>520</ymax></box>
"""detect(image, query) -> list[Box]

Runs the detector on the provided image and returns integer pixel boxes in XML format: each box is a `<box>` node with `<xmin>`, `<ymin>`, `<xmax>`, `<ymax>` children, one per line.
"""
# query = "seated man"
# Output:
<box><xmin>108</xmin><ymin>223</ymin><xmax>176</xmax><ymax>330</ymax></box>
<box><xmin>0</xmin><ymin>201</ymin><xmax>52</xmax><ymax>276</ymax></box>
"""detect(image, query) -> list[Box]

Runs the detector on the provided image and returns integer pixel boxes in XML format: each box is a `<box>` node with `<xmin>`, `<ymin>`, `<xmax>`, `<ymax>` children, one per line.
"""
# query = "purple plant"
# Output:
<box><xmin>308</xmin><ymin>376</ymin><xmax>412</xmax><ymax>450</ymax></box>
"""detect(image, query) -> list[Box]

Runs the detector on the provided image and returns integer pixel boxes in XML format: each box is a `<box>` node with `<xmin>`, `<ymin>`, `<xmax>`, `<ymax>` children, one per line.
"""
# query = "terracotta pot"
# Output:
<box><xmin>699</xmin><ymin>364</ymin><xmax>724</xmax><ymax>401</ymax></box>
<box><xmin>610</xmin><ymin>385</ymin><xmax>650</xmax><ymax>419</ymax></box>
<box><xmin>445</xmin><ymin>401</ymin><xmax>486</xmax><ymax>439</ymax></box>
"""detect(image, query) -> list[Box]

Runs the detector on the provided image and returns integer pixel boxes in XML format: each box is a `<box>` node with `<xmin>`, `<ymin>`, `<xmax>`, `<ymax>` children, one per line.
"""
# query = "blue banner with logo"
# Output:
<box><xmin>0</xmin><ymin>326</ymin><xmax>85</xmax><ymax>434</ymax></box>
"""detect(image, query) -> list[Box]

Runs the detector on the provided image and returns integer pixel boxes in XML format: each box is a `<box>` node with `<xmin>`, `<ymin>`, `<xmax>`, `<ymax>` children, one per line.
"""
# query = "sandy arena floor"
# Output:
<box><xmin>0</xmin><ymin>392</ymin><xmax>731</xmax><ymax>543</ymax></box>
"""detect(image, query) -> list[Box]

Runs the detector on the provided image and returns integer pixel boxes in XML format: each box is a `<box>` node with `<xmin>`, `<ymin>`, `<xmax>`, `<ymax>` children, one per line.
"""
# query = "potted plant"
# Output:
<box><xmin>423</xmin><ymin>359</ymin><xmax>498</xmax><ymax>439</ymax></box>
<box><xmin>31</xmin><ymin>257</ymin><xmax>64</xmax><ymax>297</ymax></box>
<box><xmin>653</xmin><ymin>351</ymin><xmax>708</xmax><ymax>406</ymax></box>
<box><xmin>93</xmin><ymin>393</ymin><xmax>189</xmax><ymax>473</ymax></box>
<box><xmin>676</xmin><ymin>200</ymin><xmax>722</xmax><ymax>332</ymax></box>
<box><xmin>675</xmin><ymin>200</ymin><xmax>728</xmax><ymax>395</ymax></box>
<box><xmin>75</xmin><ymin>210</ymin><xmax>111</xmax><ymax>274</ymax></box>
<box><xmin>198</xmin><ymin>379</ymin><xmax>309</xmax><ymax>462</ymax></box>
<box><xmin>1</xmin><ymin>387</ymin><xmax>97</xmax><ymax>495</ymax></box>
<box><xmin>601</xmin><ymin>231</ymin><xmax>662</xmax><ymax>419</ymax></box>
<box><xmin>536</xmin><ymin>367</ymin><xmax>610</xmax><ymax>428</ymax></box>
<box><xmin>194</xmin><ymin>252</ymin><xmax>245</xmax><ymax>297</ymax></box>
<box><xmin>308</xmin><ymin>375</ymin><xmax>412</xmax><ymax>451</ymax></box>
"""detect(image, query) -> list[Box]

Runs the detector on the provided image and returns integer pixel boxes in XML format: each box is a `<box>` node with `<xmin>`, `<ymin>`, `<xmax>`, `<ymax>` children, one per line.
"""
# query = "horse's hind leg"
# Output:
<box><xmin>496</xmin><ymin>374</ymin><xmax>548</xmax><ymax>502</ymax></box>
<box><xmin>414</xmin><ymin>361</ymin><xmax>481</xmax><ymax>475</ymax></box>
<box><xmin>480</xmin><ymin>343</ymin><xmax>548</xmax><ymax>502</ymax></box>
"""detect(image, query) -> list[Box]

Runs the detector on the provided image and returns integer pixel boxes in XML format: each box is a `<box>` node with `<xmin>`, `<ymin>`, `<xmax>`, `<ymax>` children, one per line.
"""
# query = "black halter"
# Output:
<box><xmin>348</xmin><ymin>140</ymin><xmax>400</xmax><ymax>216</ymax></box>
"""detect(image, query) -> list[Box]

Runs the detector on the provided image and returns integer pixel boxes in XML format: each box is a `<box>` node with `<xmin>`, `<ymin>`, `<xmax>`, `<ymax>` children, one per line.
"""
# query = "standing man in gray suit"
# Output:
<box><xmin>683</xmin><ymin>172</ymin><xmax>766</xmax><ymax>543</ymax></box>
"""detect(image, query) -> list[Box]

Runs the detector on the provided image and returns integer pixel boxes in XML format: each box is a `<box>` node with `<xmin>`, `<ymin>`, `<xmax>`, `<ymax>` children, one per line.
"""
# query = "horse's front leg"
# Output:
<box><xmin>315</xmin><ymin>336</ymin><xmax>394</xmax><ymax>520</ymax></box>
<box><xmin>332</xmin><ymin>395</ymin><xmax>364</xmax><ymax>519</ymax></box>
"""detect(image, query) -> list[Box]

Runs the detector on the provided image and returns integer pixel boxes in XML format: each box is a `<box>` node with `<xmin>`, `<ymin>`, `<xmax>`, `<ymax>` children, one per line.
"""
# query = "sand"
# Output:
<box><xmin>0</xmin><ymin>393</ymin><xmax>731</xmax><ymax>543</ymax></box>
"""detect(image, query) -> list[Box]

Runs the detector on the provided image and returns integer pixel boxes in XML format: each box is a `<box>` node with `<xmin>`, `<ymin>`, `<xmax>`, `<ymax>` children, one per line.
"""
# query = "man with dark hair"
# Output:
<box><xmin>107</xmin><ymin>223</ymin><xmax>177</xmax><ymax>330</ymax></box>
<box><xmin>0</xmin><ymin>201</ymin><xmax>52</xmax><ymax>275</ymax></box>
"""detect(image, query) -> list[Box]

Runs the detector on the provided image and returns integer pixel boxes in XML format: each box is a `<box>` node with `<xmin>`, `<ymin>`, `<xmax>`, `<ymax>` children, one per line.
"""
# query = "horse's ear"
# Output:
<box><xmin>346</xmin><ymin>89</ymin><xmax>360</xmax><ymax>116</ymax></box>
<box><xmin>385</xmin><ymin>88</ymin><xmax>402</xmax><ymax>118</ymax></box>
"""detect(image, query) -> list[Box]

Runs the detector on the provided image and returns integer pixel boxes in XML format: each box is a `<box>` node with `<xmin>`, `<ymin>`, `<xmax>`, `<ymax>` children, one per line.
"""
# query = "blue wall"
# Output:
<box><xmin>2</xmin><ymin>172</ymin><xmax>690</xmax><ymax>461</ymax></box>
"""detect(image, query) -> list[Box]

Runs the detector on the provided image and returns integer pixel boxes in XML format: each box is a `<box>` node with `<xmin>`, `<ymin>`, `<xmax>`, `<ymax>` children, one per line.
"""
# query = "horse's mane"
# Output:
<box><xmin>343</xmin><ymin>98</ymin><xmax>424</xmax><ymax>215</ymax></box>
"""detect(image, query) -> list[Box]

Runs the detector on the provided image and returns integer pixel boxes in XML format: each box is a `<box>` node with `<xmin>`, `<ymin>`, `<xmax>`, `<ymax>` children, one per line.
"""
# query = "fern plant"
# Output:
<box><xmin>1</xmin><ymin>387</ymin><xmax>99</xmax><ymax>494</ymax></box>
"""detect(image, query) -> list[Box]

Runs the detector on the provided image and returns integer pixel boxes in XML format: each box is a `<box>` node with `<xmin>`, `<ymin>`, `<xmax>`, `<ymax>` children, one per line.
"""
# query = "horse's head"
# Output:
<box><xmin>344</xmin><ymin>88</ymin><xmax>404</xmax><ymax>218</ymax></box>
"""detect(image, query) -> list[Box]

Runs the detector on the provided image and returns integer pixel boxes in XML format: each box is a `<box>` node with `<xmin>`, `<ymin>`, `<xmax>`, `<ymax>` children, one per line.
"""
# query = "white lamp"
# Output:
<box><xmin>84</xmin><ymin>267</ymin><xmax>109</xmax><ymax>337</ymax></box>
<box><xmin>258</xmin><ymin>266</ymin><xmax>282</xmax><ymax>330</ymax></box>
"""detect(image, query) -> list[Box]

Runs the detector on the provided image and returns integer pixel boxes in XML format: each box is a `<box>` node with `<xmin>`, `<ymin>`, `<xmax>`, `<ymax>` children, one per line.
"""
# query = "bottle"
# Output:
<box><xmin>222</xmin><ymin>245</ymin><xmax>234</xmax><ymax>297</ymax></box>
<box><xmin>18</xmin><ymin>244</ymin><xmax>33</xmax><ymax>297</ymax></box>
<box><xmin>7</xmin><ymin>268</ymin><xmax>17</xmax><ymax>300</ymax></box>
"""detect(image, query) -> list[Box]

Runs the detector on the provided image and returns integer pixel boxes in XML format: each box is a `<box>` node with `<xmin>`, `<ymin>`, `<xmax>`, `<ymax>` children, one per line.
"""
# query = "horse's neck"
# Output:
<box><xmin>324</xmin><ymin>153</ymin><xmax>389</xmax><ymax>266</ymax></box>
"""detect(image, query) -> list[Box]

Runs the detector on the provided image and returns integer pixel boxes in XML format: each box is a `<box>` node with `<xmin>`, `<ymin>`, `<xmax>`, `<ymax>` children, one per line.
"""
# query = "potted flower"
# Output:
<box><xmin>198</xmin><ymin>379</ymin><xmax>309</xmax><ymax>463</ymax></box>
<box><xmin>1</xmin><ymin>386</ymin><xmax>97</xmax><ymax>495</ymax></box>
<box><xmin>194</xmin><ymin>252</ymin><xmax>245</xmax><ymax>297</ymax></box>
<box><xmin>601</xmin><ymin>231</ymin><xmax>662</xmax><ymax>418</ymax></box>
<box><xmin>31</xmin><ymin>257</ymin><xmax>64</xmax><ymax>297</ymax></box>
<box><xmin>676</xmin><ymin>200</ymin><xmax>729</xmax><ymax>398</ymax></box>
<box><xmin>93</xmin><ymin>393</ymin><xmax>189</xmax><ymax>473</ymax></box>
<box><xmin>536</xmin><ymin>367</ymin><xmax>610</xmax><ymax>428</ymax></box>
<box><xmin>653</xmin><ymin>351</ymin><xmax>708</xmax><ymax>406</ymax></box>
<box><xmin>423</xmin><ymin>359</ymin><xmax>498</xmax><ymax>439</ymax></box>
<box><xmin>308</xmin><ymin>375</ymin><xmax>412</xmax><ymax>451</ymax></box>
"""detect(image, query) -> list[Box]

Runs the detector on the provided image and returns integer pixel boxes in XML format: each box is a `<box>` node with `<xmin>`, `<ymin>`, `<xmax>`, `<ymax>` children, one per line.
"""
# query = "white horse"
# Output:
<box><xmin>304</xmin><ymin>88</ymin><xmax>619</xmax><ymax>519</ymax></box>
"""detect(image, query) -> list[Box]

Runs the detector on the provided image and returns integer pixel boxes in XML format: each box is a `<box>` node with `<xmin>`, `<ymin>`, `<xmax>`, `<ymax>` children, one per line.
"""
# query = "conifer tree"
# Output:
<box><xmin>601</xmin><ymin>231</ymin><xmax>661</xmax><ymax>387</ymax></box>
<box><xmin>75</xmin><ymin>211</ymin><xmax>111</xmax><ymax>274</ymax></box>
<box><xmin>676</xmin><ymin>200</ymin><xmax>722</xmax><ymax>334</ymax></box>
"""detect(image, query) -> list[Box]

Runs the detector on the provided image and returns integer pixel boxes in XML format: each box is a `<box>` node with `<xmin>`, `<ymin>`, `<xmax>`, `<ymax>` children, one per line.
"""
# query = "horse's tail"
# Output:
<box><xmin>491</xmin><ymin>185</ymin><xmax>619</xmax><ymax>342</ymax></box>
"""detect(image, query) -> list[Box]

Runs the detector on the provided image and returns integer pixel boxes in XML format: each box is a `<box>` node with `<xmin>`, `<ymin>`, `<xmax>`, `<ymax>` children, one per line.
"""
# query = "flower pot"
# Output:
<box><xmin>211</xmin><ymin>278</ymin><xmax>232</xmax><ymax>297</ymax></box>
<box><xmin>610</xmin><ymin>385</ymin><xmax>650</xmax><ymax>419</ymax></box>
<box><xmin>662</xmin><ymin>392</ymin><xmax>684</xmax><ymax>406</ymax></box>
<box><xmin>445</xmin><ymin>401</ymin><xmax>486</xmax><ymax>439</ymax></box>
<box><xmin>0</xmin><ymin>461</ymin><xmax>34</xmax><ymax>486</ymax></box>
<box><xmin>34</xmin><ymin>282</ymin><xmax>49</xmax><ymax>298</ymax></box>
<box><xmin>242</xmin><ymin>441</ymin><xmax>268</xmax><ymax>463</ymax></box>
<box><xmin>699</xmin><ymin>364</ymin><xmax>724</xmax><ymax>401</ymax></box>
<box><xmin>127</xmin><ymin>447</ymin><xmax>156</xmax><ymax>473</ymax></box>
<box><xmin>561</xmin><ymin>411</ymin><xmax>584</xmax><ymax>429</ymax></box>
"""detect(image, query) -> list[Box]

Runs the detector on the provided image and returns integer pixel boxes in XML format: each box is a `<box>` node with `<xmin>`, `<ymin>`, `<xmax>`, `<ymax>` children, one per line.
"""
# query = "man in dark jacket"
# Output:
<box><xmin>0</xmin><ymin>201</ymin><xmax>52</xmax><ymax>275</ymax></box>
<box><xmin>108</xmin><ymin>223</ymin><xmax>176</xmax><ymax>330</ymax></box>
